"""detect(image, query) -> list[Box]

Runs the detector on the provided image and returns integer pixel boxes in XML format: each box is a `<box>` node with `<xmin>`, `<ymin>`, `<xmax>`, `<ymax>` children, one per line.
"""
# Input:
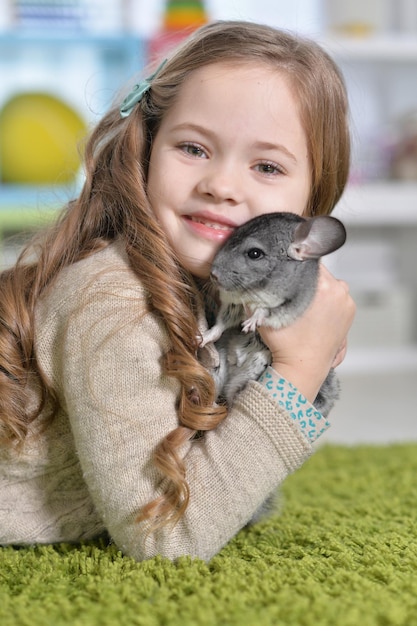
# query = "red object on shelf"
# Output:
<box><xmin>148</xmin><ymin>0</ymin><xmax>208</xmax><ymax>62</ymax></box>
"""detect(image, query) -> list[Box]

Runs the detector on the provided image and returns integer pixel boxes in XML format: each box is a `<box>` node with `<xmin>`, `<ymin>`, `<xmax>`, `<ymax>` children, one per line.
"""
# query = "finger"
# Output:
<box><xmin>319</xmin><ymin>264</ymin><xmax>350</xmax><ymax>291</ymax></box>
<box><xmin>332</xmin><ymin>339</ymin><xmax>347</xmax><ymax>368</ymax></box>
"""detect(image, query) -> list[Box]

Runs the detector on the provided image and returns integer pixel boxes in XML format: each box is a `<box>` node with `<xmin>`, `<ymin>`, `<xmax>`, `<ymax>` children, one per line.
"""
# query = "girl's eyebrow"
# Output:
<box><xmin>170</xmin><ymin>122</ymin><xmax>213</xmax><ymax>137</ymax></box>
<box><xmin>171</xmin><ymin>123</ymin><xmax>298</xmax><ymax>164</ymax></box>
<box><xmin>253</xmin><ymin>141</ymin><xmax>298</xmax><ymax>164</ymax></box>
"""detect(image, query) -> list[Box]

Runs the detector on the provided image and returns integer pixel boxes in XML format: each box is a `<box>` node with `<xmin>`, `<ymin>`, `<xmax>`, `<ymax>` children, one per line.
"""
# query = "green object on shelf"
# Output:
<box><xmin>0</xmin><ymin>183</ymin><xmax>70</xmax><ymax>233</ymax></box>
<box><xmin>0</xmin><ymin>207</ymin><xmax>58</xmax><ymax>231</ymax></box>
<box><xmin>0</xmin><ymin>205</ymin><xmax>59</xmax><ymax>268</ymax></box>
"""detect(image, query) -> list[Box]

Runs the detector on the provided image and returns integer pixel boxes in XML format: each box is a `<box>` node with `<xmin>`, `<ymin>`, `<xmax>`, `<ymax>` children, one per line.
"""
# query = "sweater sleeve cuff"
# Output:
<box><xmin>258</xmin><ymin>366</ymin><xmax>330</xmax><ymax>443</ymax></box>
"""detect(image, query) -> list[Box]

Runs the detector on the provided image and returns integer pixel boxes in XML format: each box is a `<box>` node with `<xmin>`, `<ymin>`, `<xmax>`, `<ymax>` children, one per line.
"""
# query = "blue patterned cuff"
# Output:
<box><xmin>258</xmin><ymin>366</ymin><xmax>330</xmax><ymax>443</ymax></box>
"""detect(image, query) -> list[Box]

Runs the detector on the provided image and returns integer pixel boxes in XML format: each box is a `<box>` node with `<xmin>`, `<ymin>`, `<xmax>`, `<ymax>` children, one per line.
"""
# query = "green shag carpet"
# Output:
<box><xmin>1</xmin><ymin>444</ymin><xmax>417</xmax><ymax>626</ymax></box>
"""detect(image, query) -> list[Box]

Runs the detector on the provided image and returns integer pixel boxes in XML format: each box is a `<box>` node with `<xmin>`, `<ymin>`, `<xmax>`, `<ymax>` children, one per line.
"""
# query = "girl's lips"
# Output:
<box><xmin>183</xmin><ymin>214</ymin><xmax>237</xmax><ymax>241</ymax></box>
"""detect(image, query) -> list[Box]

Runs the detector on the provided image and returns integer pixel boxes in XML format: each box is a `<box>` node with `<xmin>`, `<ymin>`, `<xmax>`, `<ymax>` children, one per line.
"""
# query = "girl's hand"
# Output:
<box><xmin>257</xmin><ymin>265</ymin><xmax>356</xmax><ymax>404</ymax></box>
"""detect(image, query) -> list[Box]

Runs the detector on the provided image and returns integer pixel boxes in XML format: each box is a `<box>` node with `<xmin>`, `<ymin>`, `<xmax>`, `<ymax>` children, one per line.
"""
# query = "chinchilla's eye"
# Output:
<box><xmin>247</xmin><ymin>248</ymin><xmax>264</xmax><ymax>260</ymax></box>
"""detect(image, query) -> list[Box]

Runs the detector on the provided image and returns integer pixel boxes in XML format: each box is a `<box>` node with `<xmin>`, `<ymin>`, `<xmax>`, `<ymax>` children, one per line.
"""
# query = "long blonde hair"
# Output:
<box><xmin>0</xmin><ymin>20</ymin><xmax>350</xmax><ymax>528</ymax></box>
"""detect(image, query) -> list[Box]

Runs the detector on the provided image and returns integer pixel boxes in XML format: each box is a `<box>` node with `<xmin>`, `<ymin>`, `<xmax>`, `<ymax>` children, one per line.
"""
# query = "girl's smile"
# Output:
<box><xmin>147</xmin><ymin>61</ymin><xmax>311</xmax><ymax>277</ymax></box>
<box><xmin>183</xmin><ymin>211</ymin><xmax>238</xmax><ymax>241</ymax></box>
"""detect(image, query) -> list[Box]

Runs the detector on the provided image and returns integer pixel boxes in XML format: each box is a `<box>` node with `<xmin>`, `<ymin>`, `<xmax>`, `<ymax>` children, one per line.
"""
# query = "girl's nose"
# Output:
<box><xmin>196</xmin><ymin>163</ymin><xmax>243</xmax><ymax>204</ymax></box>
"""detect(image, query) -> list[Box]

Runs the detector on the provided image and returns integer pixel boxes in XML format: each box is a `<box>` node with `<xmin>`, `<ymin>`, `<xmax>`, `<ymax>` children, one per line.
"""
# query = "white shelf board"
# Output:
<box><xmin>333</xmin><ymin>182</ymin><xmax>417</xmax><ymax>225</ymax></box>
<box><xmin>338</xmin><ymin>345</ymin><xmax>417</xmax><ymax>375</ymax></box>
<box><xmin>323</xmin><ymin>35</ymin><xmax>417</xmax><ymax>61</ymax></box>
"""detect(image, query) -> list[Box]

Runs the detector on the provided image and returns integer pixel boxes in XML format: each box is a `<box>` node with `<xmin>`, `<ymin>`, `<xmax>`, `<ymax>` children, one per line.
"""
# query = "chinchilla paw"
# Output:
<box><xmin>242</xmin><ymin>308</ymin><xmax>268</xmax><ymax>333</ymax></box>
<box><xmin>199</xmin><ymin>325</ymin><xmax>223</xmax><ymax>347</ymax></box>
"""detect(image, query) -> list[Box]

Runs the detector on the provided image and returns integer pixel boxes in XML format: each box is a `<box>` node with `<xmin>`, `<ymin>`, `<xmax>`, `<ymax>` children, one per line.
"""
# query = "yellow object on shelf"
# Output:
<box><xmin>0</xmin><ymin>92</ymin><xmax>87</xmax><ymax>184</ymax></box>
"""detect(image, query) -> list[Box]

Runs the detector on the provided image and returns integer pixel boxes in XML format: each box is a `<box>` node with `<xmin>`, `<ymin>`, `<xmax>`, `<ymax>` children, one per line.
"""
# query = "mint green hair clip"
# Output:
<box><xmin>120</xmin><ymin>58</ymin><xmax>168</xmax><ymax>118</ymax></box>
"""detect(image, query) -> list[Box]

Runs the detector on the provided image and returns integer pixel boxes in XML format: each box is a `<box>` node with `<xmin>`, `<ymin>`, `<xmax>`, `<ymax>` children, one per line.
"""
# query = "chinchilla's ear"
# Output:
<box><xmin>287</xmin><ymin>216</ymin><xmax>346</xmax><ymax>261</ymax></box>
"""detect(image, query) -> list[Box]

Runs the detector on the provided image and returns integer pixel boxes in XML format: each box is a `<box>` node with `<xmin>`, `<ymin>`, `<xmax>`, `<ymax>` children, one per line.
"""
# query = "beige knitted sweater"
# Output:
<box><xmin>0</xmin><ymin>242</ymin><xmax>312</xmax><ymax>561</ymax></box>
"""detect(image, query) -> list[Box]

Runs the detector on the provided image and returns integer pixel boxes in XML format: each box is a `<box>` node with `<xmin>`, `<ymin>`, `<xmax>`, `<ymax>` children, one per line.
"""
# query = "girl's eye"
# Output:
<box><xmin>179</xmin><ymin>143</ymin><xmax>207</xmax><ymax>158</ymax></box>
<box><xmin>255</xmin><ymin>162</ymin><xmax>284</xmax><ymax>176</ymax></box>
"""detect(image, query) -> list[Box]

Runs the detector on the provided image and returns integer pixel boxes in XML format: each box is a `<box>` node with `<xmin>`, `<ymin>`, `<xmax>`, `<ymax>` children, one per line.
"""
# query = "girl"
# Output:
<box><xmin>0</xmin><ymin>21</ymin><xmax>355</xmax><ymax>561</ymax></box>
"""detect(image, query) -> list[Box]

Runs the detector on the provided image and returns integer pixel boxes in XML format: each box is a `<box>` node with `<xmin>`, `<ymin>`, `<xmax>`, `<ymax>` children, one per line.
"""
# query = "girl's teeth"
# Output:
<box><xmin>190</xmin><ymin>217</ymin><xmax>232</xmax><ymax>231</ymax></box>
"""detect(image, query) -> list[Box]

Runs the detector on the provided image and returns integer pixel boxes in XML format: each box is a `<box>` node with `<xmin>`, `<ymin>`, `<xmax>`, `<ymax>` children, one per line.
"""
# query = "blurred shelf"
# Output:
<box><xmin>0</xmin><ymin>185</ymin><xmax>69</xmax><ymax>233</ymax></box>
<box><xmin>0</xmin><ymin>183</ymin><xmax>75</xmax><ymax>208</ymax></box>
<box><xmin>339</xmin><ymin>346</ymin><xmax>417</xmax><ymax>374</ymax></box>
<box><xmin>333</xmin><ymin>182</ymin><xmax>417</xmax><ymax>225</ymax></box>
<box><xmin>0</xmin><ymin>30</ymin><xmax>146</xmax><ymax>117</ymax></box>
<box><xmin>0</xmin><ymin>30</ymin><xmax>146</xmax><ymax>222</ymax></box>
<box><xmin>0</xmin><ymin>30</ymin><xmax>146</xmax><ymax>83</ymax></box>
<box><xmin>0</xmin><ymin>206</ymin><xmax>58</xmax><ymax>228</ymax></box>
<box><xmin>0</xmin><ymin>31</ymin><xmax>143</xmax><ymax>46</ymax></box>
<box><xmin>323</xmin><ymin>35</ymin><xmax>417</xmax><ymax>61</ymax></box>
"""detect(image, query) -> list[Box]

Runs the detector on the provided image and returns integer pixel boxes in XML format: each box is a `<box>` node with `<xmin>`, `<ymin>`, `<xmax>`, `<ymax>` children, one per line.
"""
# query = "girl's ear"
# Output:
<box><xmin>287</xmin><ymin>216</ymin><xmax>346</xmax><ymax>260</ymax></box>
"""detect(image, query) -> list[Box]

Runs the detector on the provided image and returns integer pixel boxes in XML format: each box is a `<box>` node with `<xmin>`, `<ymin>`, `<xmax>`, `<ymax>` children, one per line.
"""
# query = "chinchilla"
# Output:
<box><xmin>201</xmin><ymin>211</ymin><xmax>346</xmax><ymax>413</ymax></box>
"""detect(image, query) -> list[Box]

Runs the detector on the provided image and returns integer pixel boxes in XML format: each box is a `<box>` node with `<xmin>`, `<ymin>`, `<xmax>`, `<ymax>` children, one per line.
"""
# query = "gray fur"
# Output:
<box><xmin>201</xmin><ymin>212</ymin><xmax>346</xmax><ymax>413</ymax></box>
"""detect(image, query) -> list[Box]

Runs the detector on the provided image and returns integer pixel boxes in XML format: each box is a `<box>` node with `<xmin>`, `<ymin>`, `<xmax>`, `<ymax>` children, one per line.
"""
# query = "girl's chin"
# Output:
<box><xmin>177</xmin><ymin>248</ymin><xmax>215</xmax><ymax>279</ymax></box>
<box><xmin>183</xmin><ymin>257</ymin><xmax>214</xmax><ymax>279</ymax></box>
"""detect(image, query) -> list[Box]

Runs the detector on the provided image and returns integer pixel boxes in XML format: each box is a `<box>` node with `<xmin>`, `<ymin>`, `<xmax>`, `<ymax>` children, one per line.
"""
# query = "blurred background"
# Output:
<box><xmin>0</xmin><ymin>0</ymin><xmax>416</xmax><ymax>444</ymax></box>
